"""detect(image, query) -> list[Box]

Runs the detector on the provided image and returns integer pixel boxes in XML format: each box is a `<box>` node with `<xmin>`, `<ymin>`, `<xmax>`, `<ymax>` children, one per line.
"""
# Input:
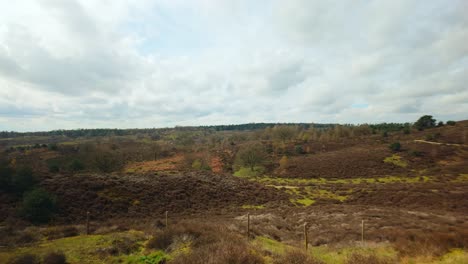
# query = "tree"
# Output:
<box><xmin>414</xmin><ymin>115</ymin><xmax>436</xmax><ymax>130</ymax></box>
<box><xmin>94</xmin><ymin>151</ymin><xmax>121</xmax><ymax>173</ymax></box>
<box><xmin>0</xmin><ymin>161</ymin><xmax>13</xmax><ymax>191</ymax></box>
<box><xmin>389</xmin><ymin>142</ymin><xmax>401</xmax><ymax>152</ymax></box>
<box><xmin>235</xmin><ymin>143</ymin><xmax>267</xmax><ymax>171</ymax></box>
<box><xmin>12</xmin><ymin>166</ymin><xmax>37</xmax><ymax>193</ymax></box>
<box><xmin>446</xmin><ymin>120</ymin><xmax>456</xmax><ymax>126</ymax></box>
<box><xmin>19</xmin><ymin>188</ymin><xmax>56</xmax><ymax>224</ymax></box>
<box><xmin>272</xmin><ymin>125</ymin><xmax>296</xmax><ymax>143</ymax></box>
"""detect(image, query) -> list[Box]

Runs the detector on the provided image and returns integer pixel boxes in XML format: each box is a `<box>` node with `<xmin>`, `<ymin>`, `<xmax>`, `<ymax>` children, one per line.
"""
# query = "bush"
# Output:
<box><xmin>69</xmin><ymin>159</ymin><xmax>84</xmax><ymax>172</ymax></box>
<box><xmin>279</xmin><ymin>155</ymin><xmax>289</xmax><ymax>170</ymax></box>
<box><xmin>47</xmin><ymin>144</ymin><xmax>58</xmax><ymax>151</ymax></box>
<box><xmin>8</xmin><ymin>253</ymin><xmax>40</xmax><ymax>264</ymax></box>
<box><xmin>172</xmin><ymin>240</ymin><xmax>264</xmax><ymax>264</ymax></box>
<box><xmin>409</xmin><ymin>150</ymin><xmax>423</xmax><ymax>157</ymax></box>
<box><xmin>446</xmin><ymin>120</ymin><xmax>456</xmax><ymax>126</ymax></box>
<box><xmin>0</xmin><ymin>162</ymin><xmax>13</xmax><ymax>191</ymax></box>
<box><xmin>42</xmin><ymin>252</ymin><xmax>67</xmax><ymax>264</ymax></box>
<box><xmin>94</xmin><ymin>151</ymin><xmax>121</xmax><ymax>173</ymax></box>
<box><xmin>345</xmin><ymin>253</ymin><xmax>391</xmax><ymax>264</ymax></box>
<box><xmin>403</xmin><ymin>127</ymin><xmax>410</xmax><ymax>134</ymax></box>
<box><xmin>12</xmin><ymin>166</ymin><xmax>37</xmax><ymax>193</ymax></box>
<box><xmin>191</xmin><ymin>159</ymin><xmax>211</xmax><ymax>171</ymax></box>
<box><xmin>48</xmin><ymin>163</ymin><xmax>60</xmax><ymax>173</ymax></box>
<box><xmin>273</xmin><ymin>248</ymin><xmax>324</xmax><ymax>264</ymax></box>
<box><xmin>389</xmin><ymin>142</ymin><xmax>401</xmax><ymax>152</ymax></box>
<box><xmin>382</xmin><ymin>131</ymin><xmax>388</xmax><ymax>137</ymax></box>
<box><xmin>19</xmin><ymin>188</ymin><xmax>56</xmax><ymax>224</ymax></box>
<box><xmin>147</xmin><ymin>231</ymin><xmax>174</xmax><ymax>251</ymax></box>
<box><xmin>295</xmin><ymin>145</ymin><xmax>304</xmax><ymax>154</ymax></box>
<box><xmin>437</xmin><ymin>121</ymin><xmax>444</xmax><ymax>127</ymax></box>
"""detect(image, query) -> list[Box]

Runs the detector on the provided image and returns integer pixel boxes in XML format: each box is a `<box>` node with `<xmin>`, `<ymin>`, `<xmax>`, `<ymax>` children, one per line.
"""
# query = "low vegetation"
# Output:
<box><xmin>0</xmin><ymin>116</ymin><xmax>467</xmax><ymax>263</ymax></box>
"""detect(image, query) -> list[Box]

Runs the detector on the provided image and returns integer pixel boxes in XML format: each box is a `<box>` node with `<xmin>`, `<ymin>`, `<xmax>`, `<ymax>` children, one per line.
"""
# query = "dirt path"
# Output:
<box><xmin>414</xmin><ymin>139</ymin><xmax>465</xmax><ymax>147</ymax></box>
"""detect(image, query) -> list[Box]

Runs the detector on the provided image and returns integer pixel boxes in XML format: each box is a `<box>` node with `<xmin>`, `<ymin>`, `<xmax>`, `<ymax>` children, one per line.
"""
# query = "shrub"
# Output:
<box><xmin>110</xmin><ymin>235</ymin><xmax>141</xmax><ymax>255</ymax></box>
<box><xmin>8</xmin><ymin>253</ymin><xmax>40</xmax><ymax>264</ymax></box>
<box><xmin>48</xmin><ymin>163</ymin><xmax>60</xmax><ymax>173</ymax></box>
<box><xmin>403</xmin><ymin>127</ymin><xmax>410</xmax><ymax>134</ymax></box>
<box><xmin>47</xmin><ymin>144</ymin><xmax>58</xmax><ymax>151</ymax></box>
<box><xmin>0</xmin><ymin>162</ymin><xmax>13</xmax><ymax>191</ymax></box>
<box><xmin>437</xmin><ymin>121</ymin><xmax>444</xmax><ymax>127</ymax></box>
<box><xmin>69</xmin><ymin>159</ymin><xmax>84</xmax><ymax>172</ymax></box>
<box><xmin>94</xmin><ymin>151</ymin><xmax>121</xmax><ymax>173</ymax></box>
<box><xmin>147</xmin><ymin>230</ymin><xmax>177</xmax><ymax>251</ymax></box>
<box><xmin>382</xmin><ymin>131</ymin><xmax>388</xmax><ymax>137</ymax></box>
<box><xmin>279</xmin><ymin>155</ymin><xmax>289</xmax><ymax>170</ymax></box>
<box><xmin>446</xmin><ymin>120</ymin><xmax>456</xmax><ymax>126</ymax></box>
<box><xmin>42</xmin><ymin>252</ymin><xmax>67</xmax><ymax>264</ymax></box>
<box><xmin>409</xmin><ymin>150</ymin><xmax>423</xmax><ymax>157</ymax></box>
<box><xmin>191</xmin><ymin>159</ymin><xmax>211</xmax><ymax>171</ymax></box>
<box><xmin>19</xmin><ymin>188</ymin><xmax>56</xmax><ymax>224</ymax></box>
<box><xmin>273</xmin><ymin>248</ymin><xmax>324</xmax><ymax>264</ymax></box>
<box><xmin>171</xmin><ymin>240</ymin><xmax>264</xmax><ymax>264</ymax></box>
<box><xmin>345</xmin><ymin>253</ymin><xmax>391</xmax><ymax>264</ymax></box>
<box><xmin>12</xmin><ymin>166</ymin><xmax>37</xmax><ymax>193</ymax></box>
<box><xmin>295</xmin><ymin>145</ymin><xmax>304</xmax><ymax>154</ymax></box>
<box><xmin>389</xmin><ymin>142</ymin><xmax>401</xmax><ymax>152</ymax></box>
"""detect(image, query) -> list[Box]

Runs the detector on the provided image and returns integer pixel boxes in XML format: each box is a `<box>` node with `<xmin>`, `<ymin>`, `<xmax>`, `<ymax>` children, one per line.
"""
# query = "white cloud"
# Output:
<box><xmin>0</xmin><ymin>0</ymin><xmax>466</xmax><ymax>131</ymax></box>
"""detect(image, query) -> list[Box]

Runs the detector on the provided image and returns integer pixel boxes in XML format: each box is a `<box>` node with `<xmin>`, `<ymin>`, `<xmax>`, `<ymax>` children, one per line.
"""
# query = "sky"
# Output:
<box><xmin>0</xmin><ymin>0</ymin><xmax>467</xmax><ymax>132</ymax></box>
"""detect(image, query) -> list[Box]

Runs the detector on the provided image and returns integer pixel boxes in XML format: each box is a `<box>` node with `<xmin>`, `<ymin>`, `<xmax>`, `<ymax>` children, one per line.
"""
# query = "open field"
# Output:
<box><xmin>1</xmin><ymin>120</ymin><xmax>467</xmax><ymax>263</ymax></box>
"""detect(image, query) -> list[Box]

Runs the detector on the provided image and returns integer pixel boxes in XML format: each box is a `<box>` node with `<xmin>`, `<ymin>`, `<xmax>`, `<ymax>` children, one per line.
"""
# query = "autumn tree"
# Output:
<box><xmin>235</xmin><ymin>143</ymin><xmax>267</xmax><ymax>171</ymax></box>
<box><xmin>272</xmin><ymin>125</ymin><xmax>296</xmax><ymax>143</ymax></box>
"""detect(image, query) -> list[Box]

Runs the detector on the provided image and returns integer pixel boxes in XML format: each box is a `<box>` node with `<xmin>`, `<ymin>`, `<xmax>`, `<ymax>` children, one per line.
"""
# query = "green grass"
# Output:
<box><xmin>234</xmin><ymin>166</ymin><xmax>265</xmax><ymax>177</ymax></box>
<box><xmin>383</xmin><ymin>154</ymin><xmax>408</xmax><ymax>168</ymax></box>
<box><xmin>243</xmin><ymin>175</ymin><xmax>433</xmax><ymax>186</ymax></box>
<box><xmin>252</xmin><ymin>236</ymin><xmax>290</xmax><ymax>254</ymax></box>
<box><xmin>0</xmin><ymin>231</ymin><xmax>148</xmax><ymax>264</ymax></box>
<box><xmin>309</xmin><ymin>244</ymin><xmax>398</xmax><ymax>264</ymax></box>
<box><xmin>117</xmin><ymin>251</ymin><xmax>168</xmax><ymax>264</ymax></box>
<box><xmin>452</xmin><ymin>174</ymin><xmax>468</xmax><ymax>183</ymax></box>
<box><xmin>438</xmin><ymin>249</ymin><xmax>468</xmax><ymax>264</ymax></box>
<box><xmin>241</xmin><ymin>204</ymin><xmax>266</xmax><ymax>209</ymax></box>
<box><xmin>293</xmin><ymin>197</ymin><xmax>315</xmax><ymax>206</ymax></box>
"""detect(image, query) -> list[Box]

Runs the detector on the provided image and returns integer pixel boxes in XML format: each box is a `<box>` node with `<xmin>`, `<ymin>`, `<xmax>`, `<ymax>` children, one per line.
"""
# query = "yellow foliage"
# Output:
<box><xmin>279</xmin><ymin>155</ymin><xmax>289</xmax><ymax>170</ymax></box>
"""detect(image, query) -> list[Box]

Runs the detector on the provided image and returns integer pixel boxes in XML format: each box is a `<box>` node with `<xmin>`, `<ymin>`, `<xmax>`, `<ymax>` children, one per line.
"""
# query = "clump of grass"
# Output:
<box><xmin>345</xmin><ymin>252</ymin><xmax>392</xmax><ymax>264</ymax></box>
<box><xmin>383</xmin><ymin>155</ymin><xmax>408</xmax><ymax>168</ymax></box>
<box><xmin>234</xmin><ymin>166</ymin><xmax>265</xmax><ymax>177</ymax></box>
<box><xmin>293</xmin><ymin>197</ymin><xmax>315</xmax><ymax>206</ymax></box>
<box><xmin>241</xmin><ymin>205</ymin><xmax>266</xmax><ymax>209</ymax></box>
<box><xmin>452</xmin><ymin>174</ymin><xmax>468</xmax><ymax>183</ymax></box>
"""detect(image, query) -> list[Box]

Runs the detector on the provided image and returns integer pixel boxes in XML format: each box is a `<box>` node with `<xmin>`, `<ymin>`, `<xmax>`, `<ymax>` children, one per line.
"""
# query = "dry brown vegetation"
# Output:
<box><xmin>0</xmin><ymin>119</ymin><xmax>467</xmax><ymax>263</ymax></box>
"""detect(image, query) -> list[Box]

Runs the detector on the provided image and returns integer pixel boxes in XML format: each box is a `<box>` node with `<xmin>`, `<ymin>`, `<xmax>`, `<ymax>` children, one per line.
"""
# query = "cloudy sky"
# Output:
<box><xmin>0</xmin><ymin>0</ymin><xmax>467</xmax><ymax>131</ymax></box>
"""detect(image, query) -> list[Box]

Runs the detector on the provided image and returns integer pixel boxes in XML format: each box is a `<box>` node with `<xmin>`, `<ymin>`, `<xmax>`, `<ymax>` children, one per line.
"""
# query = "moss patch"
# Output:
<box><xmin>241</xmin><ymin>205</ymin><xmax>266</xmax><ymax>209</ymax></box>
<box><xmin>383</xmin><ymin>154</ymin><xmax>408</xmax><ymax>168</ymax></box>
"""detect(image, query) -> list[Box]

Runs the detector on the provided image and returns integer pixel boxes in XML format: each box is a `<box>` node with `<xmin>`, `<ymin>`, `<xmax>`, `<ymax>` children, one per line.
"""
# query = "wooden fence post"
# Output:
<box><xmin>247</xmin><ymin>213</ymin><xmax>250</xmax><ymax>240</ymax></box>
<box><xmin>86</xmin><ymin>211</ymin><xmax>90</xmax><ymax>235</ymax></box>
<box><xmin>304</xmin><ymin>222</ymin><xmax>308</xmax><ymax>250</ymax></box>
